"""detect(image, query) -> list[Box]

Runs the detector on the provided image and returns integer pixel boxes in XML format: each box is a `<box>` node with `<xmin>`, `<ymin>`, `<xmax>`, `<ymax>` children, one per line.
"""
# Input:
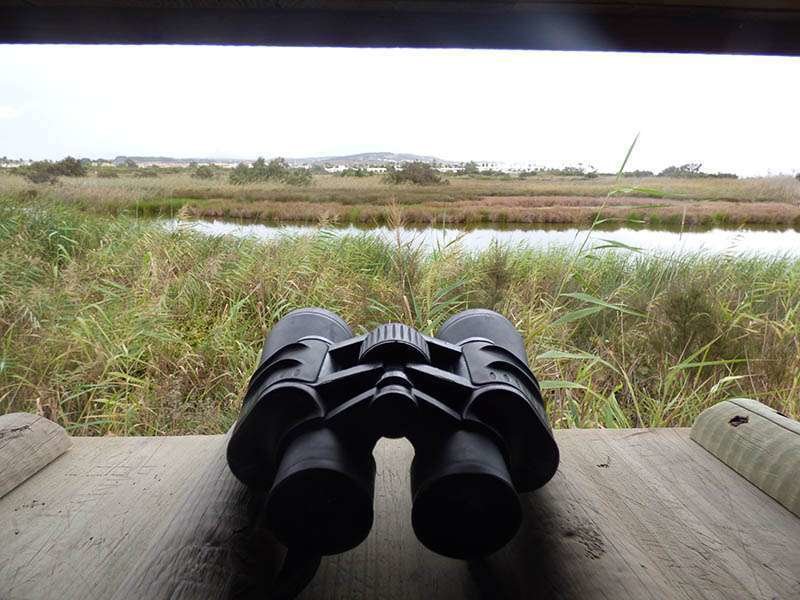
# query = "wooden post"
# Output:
<box><xmin>691</xmin><ymin>398</ymin><xmax>800</xmax><ymax>517</ymax></box>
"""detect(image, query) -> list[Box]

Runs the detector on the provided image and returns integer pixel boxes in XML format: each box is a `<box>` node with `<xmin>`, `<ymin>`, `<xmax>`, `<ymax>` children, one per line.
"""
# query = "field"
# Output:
<box><xmin>1</xmin><ymin>198</ymin><xmax>797</xmax><ymax>436</ymax></box>
<box><xmin>2</xmin><ymin>171</ymin><xmax>800</xmax><ymax>227</ymax></box>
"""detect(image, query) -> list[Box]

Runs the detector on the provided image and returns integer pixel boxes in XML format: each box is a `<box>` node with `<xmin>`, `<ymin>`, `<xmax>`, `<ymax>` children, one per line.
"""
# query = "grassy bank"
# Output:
<box><xmin>189</xmin><ymin>195</ymin><xmax>800</xmax><ymax>228</ymax></box>
<box><xmin>1</xmin><ymin>198</ymin><xmax>797</xmax><ymax>435</ymax></box>
<box><xmin>2</xmin><ymin>172</ymin><xmax>800</xmax><ymax>227</ymax></box>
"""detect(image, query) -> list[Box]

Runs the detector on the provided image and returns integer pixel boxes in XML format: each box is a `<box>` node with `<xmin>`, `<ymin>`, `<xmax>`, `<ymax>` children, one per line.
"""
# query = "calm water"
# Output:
<box><xmin>166</xmin><ymin>219</ymin><xmax>800</xmax><ymax>257</ymax></box>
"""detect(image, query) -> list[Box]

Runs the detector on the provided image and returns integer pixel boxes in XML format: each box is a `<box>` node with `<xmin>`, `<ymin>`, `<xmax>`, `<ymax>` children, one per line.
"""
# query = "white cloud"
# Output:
<box><xmin>0</xmin><ymin>45</ymin><xmax>798</xmax><ymax>175</ymax></box>
<box><xmin>0</xmin><ymin>105</ymin><xmax>21</xmax><ymax>119</ymax></box>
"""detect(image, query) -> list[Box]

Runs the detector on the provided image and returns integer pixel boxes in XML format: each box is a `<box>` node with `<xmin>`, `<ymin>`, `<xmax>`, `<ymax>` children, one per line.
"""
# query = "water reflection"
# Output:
<box><xmin>166</xmin><ymin>219</ymin><xmax>800</xmax><ymax>257</ymax></box>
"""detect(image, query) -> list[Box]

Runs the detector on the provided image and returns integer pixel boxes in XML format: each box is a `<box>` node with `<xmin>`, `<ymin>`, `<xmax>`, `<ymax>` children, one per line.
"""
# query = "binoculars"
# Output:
<box><xmin>227</xmin><ymin>308</ymin><xmax>559</xmax><ymax>560</ymax></box>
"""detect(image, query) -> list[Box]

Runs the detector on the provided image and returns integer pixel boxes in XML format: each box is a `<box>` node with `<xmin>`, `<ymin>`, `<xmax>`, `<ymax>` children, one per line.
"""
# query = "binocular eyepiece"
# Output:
<box><xmin>227</xmin><ymin>308</ymin><xmax>559</xmax><ymax>560</ymax></box>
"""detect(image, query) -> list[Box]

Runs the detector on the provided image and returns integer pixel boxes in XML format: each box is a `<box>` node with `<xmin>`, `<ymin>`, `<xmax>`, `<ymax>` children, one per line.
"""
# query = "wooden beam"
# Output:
<box><xmin>0</xmin><ymin>412</ymin><xmax>71</xmax><ymax>499</ymax></box>
<box><xmin>1</xmin><ymin>4</ymin><xmax>800</xmax><ymax>55</ymax></box>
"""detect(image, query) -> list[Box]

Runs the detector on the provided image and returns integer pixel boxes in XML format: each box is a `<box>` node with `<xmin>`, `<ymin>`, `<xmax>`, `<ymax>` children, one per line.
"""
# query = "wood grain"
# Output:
<box><xmin>0</xmin><ymin>412</ymin><xmax>71</xmax><ymax>499</ymax></box>
<box><xmin>1</xmin><ymin>428</ymin><xmax>799</xmax><ymax>599</ymax></box>
<box><xmin>484</xmin><ymin>428</ymin><xmax>800</xmax><ymax>599</ymax></box>
<box><xmin>317</xmin><ymin>430</ymin><xmax>800</xmax><ymax>599</ymax></box>
<box><xmin>0</xmin><ymin>435</ymin><xmax>284</xmax><ymax>600</ymax></box>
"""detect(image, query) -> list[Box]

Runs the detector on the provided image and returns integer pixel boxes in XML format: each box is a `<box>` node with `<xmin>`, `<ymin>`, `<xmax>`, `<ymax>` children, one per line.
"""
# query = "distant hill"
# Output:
<box><xmin>112</xmin><ymin>152</ymin><xmax>453</xmax><ymax>167</ymax></box>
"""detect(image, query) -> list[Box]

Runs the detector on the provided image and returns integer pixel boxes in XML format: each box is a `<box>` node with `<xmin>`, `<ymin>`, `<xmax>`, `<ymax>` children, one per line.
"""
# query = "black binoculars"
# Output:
<box><xmin>227</xmin><ymin>308</ymin><xmax>559</xmax><ymax>560</ymax></box>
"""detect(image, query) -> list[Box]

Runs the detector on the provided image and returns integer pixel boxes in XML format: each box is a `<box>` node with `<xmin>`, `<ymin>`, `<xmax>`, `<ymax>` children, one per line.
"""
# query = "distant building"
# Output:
<box><xmin>0</xmin><ymin>159</ymin><xmax>30</xmax><ymax>168</ymax></box>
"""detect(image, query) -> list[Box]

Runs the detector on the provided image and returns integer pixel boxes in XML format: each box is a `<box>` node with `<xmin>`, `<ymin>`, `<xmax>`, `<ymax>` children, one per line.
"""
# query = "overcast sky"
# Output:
<box><xmin>1</xmin><ymin>45</ymin><xmax>798</xmax><ymax>176</ymax></box>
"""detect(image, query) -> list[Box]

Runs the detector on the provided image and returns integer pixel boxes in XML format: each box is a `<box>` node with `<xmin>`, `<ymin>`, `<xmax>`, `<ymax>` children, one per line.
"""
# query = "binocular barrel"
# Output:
<box><xmin>227</xmin><ymin>308</ymin><xmax>559</xmax><ymax>560</ymax></box>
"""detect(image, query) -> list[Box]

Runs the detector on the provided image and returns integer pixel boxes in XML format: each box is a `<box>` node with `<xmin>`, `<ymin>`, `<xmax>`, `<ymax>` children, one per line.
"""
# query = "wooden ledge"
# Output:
<box><xmin>1</xmin><ymin>426</ymin><xmax>799</xmax><ymax>598</ymax></box>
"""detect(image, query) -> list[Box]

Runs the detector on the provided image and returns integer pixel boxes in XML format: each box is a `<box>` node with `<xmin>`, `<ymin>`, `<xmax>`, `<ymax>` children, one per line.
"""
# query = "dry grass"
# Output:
<box><xmin>2</xmin><ymin>172</ymin><xmax>799</xmax><ymax>226</ymax></box>
<box><xmin>189</xmin><ymin>196</ymin><xmax>800</xmax><ymax>227</ymax></box>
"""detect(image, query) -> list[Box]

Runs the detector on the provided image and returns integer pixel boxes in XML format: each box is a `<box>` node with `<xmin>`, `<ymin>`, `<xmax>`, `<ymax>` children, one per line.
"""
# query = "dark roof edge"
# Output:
<box><xmin>2</xmin><ymin>6</ymin><xmax>800</xmax><ymax>56</ymax></box>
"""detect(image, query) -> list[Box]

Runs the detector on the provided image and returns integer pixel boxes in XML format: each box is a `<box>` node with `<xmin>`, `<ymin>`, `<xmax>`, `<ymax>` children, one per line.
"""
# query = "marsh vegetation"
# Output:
<box><xmin>1</xmin><ymin>198</ymin><xmax>797</xmax><ymax>435</ymax></box>
<box><xmin>2</xmin><ymin>169</ymin><xmax>799</xmax><ymax>227</ymax></box>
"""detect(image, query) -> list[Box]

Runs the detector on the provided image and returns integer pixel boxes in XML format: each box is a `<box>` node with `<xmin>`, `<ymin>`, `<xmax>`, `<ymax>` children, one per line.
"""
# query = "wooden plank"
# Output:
<box><xmin>0</xmin><ymin>435</ymin><xmax>284</xmax><ymax>600</ymax></box>
<box><xmin>482</xmin><ymin>428</ymin><xmax>800</xmax><ymax>599</ymax></box>
<box><xmin>1</xmin><ymin>428</ymin><xmax>799</xmax><ymax>599</ymax></box>
<box><xmin>0</xmin><ymin>412</ymin><xmax>71</xmax><ymax>499</ymax></box>
<box><xmin>691</xmin><ymin>398</ymin><xmax>800</xmax><ymax>518</ymax></box>
<box><xmin>310</xmin><ymin>430</ymin><xmax>800</xmax><ymax>599</ymax></box>
<box><xmin>110</xmin><ymin>434</ymin><xmax>287</xmax><ymax>599</ymax></box>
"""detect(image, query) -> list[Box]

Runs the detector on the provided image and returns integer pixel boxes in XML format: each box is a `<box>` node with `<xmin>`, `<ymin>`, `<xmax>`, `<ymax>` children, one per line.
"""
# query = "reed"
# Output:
<box><xmin>1</xmin><ymin>198</ymin><xmax>798</xmax><ymax>434</ymax></box>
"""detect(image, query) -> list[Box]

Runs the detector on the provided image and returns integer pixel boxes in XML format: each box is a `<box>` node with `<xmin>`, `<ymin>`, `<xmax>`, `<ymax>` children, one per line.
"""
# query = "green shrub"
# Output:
<box><xmin>228</xmin><ymin>162</ymin><xmax>251</xmax><ymax>184</ymax></box>
<box><xmin>229</xmin><ymin>157</ymin><xmax>312</xmax><ymax>186</ymax></box>
<box><xmin>18</xmin><ymin>156</ymin><xmax>87</xmax><ymax>184</ymax></box>
<box><xmin>282</xmin><ymin>168</ymin><xmax>312</xmax><ymax>186</ymax></box>
<box><xmin>191</xmin><ymin>165</ymin><xmax>215</xmax><ymax>180</ymax></box>
<box><xmin>460</xmin><ymin>161</ymin><xmax>480</xmax><ymax>176</ymax></box>
<box><xmin>20</xmin><ymin>164</ymin><xmax>59</xmax><ymax>184</ymax></box>
<box><xmin>384</xmin><ymin>162</ymin><xmax>445</xmax><ymax>185</ymax></box>
<box><xmin>337</xmin><ymin>168</ymin><xmax>369</xmax><ymax>178</ymax></box>
<box><xmin>658</xmin><ymin>163</ymin><xmax>738</xmax><ymax>179</ymax></box>
<box><xmin>96</xmin><ymin>168</ymin><xmax>119</xmax><ymax>178</ymax></box>
<box><xmin>516</xmin><ymin>165</ymin><xmax>596</xmax><ymax>179</ymax></box>
<box><xmin>54</xmin><ymin>156</ymin><xmax>86</xmax><ymax>177</ymax></box>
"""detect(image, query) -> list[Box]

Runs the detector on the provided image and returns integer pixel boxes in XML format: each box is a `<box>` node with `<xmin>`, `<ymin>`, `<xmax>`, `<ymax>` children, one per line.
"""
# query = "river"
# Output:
<box><xmin>166</xmin><ymin>219</ymin><xmax>800</xmax><ymax>257</ymax></box>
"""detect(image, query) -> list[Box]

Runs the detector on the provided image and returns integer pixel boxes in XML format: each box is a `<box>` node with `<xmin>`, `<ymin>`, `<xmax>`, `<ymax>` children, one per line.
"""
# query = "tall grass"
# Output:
<box><xmin>1</xmin><ymin>198</ymin><xmax>798</xmax><ymax>434</ymax></box>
